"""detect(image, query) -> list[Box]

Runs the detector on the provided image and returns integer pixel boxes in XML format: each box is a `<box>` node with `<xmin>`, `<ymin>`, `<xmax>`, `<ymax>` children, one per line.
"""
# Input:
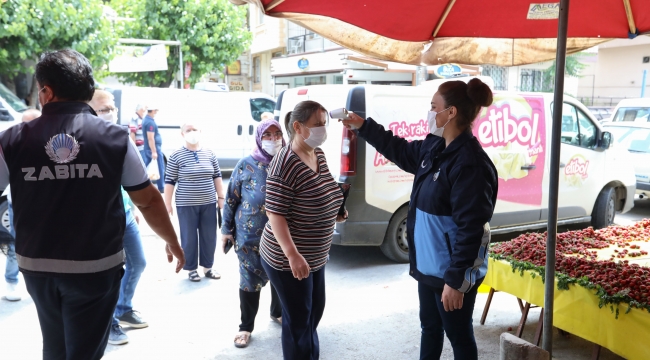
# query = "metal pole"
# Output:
<box><xmin>543</xmin><ymin>0</ymin><xmax>570</xmax><ymax>355</ymax></box>
<box><xmin>179</xmin><ymin>46</ymin><xmax>184</xmax><ymax>89</ymax></box>
<box><xmin>641</xmin><ymin>70</ymin><xmax>647</xmax><ymax>98</ymax></box>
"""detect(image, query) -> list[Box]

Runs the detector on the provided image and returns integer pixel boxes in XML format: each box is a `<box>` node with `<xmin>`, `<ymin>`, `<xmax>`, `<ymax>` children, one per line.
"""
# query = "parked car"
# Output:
<box><xmin>587</xmin><ymin>106</ymin><xmax>614</xmax><ymax>122</ymax></box>
<box><xmin>0</xmin><ymin>83</ymin><xmax>29</xmax><ymax>232</ymax></box>
<box><xmin>608</xmin><ymin>98</ymin><xmax>650</xmax><ymax>123</ymax></box>
<box><xmin>0</xmin><ymin>83</ymin><xmax>27</xmax><ymax>131</ymax></box>
<box><xmin>603</xmin><ymin>122</ymin><xmax>650</xmax><ymax>199</ymax></box>
<box><xmin>109</xmin><ymin>87</ymin><xmax>276</xmax><ymax>171</ymax></box>
<box><xmin>275</xmin><ymin>82</ymin><xmax>636</xmax><ymax>262</ymax></box>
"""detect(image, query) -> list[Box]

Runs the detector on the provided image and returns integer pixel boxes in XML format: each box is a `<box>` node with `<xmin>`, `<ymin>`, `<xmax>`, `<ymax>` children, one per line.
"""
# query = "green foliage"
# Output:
<box><xmin>0</xmin><ymin>0</ymin><xmax>117</xmax><ymax>79</ymax></box>
<box><xmin>541</xmin><ymin>53</ymin><xmax>588</xmax><ymax>92</ymax></box>
<box><xmin>110</xmin><ymin>0</ymin><xmax>251</xmax><ymax>88</ymax></box>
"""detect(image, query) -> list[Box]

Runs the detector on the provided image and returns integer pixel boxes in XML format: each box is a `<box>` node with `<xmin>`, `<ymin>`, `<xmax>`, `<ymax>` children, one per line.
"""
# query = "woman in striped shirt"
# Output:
<box><xmin>164</xmin><ymin>122</ymin><xmax>225</xmax><ymax>282</ymax></box>
<box><xmin>260</xmin><ymin>101</ymin><xmax>346</xmax><ymax>360</ymax></box>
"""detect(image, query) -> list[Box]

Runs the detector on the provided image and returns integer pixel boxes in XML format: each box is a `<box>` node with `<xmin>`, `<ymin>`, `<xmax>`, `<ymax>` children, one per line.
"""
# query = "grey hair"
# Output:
<box><xmin>135</xmin><ymin>103</ymin><xmax>146</xmax><ymax>112</ymax></box>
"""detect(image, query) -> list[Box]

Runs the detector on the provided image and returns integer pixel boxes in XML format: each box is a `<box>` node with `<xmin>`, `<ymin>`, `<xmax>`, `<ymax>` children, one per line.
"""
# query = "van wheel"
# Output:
<box><xmin>380</xmin><ymin>206</ymin><xmax>410</xmax><ymax>263</ymax></box>
<box><xmin>591</xmin><ymin>187</ymin><xmax>616</xmax><ymax>229</ymax></box>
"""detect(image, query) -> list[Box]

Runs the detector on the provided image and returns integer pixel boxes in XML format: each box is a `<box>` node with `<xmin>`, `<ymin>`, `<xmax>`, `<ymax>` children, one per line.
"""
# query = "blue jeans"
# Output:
<box><xmin>418</xmin><ymin>279</ymin><xmax>483</xmax><ymax>360</ymax></box>
<box><xmin>177</xmin><ymin>203</ymin><xmax>217</xmax><ymax>271</ymax></box>
<box><xmin>112</xmin><ymin>210</ymin><xmax>146</xmax><ymax>326</ymax></box>
<box><xmin>142</xmin><ymin>146</ymin><xmax>165</xmax><ymax>192</ymax></box>
<box><xmin>262</xmin><ymin>258</ymin><xmax>326</xmax><ymax>360</ymax></box>
<box><xmin>5</xmin><ymin>202</ymin><xmax>18</xmax><ymax>284</ymax></box>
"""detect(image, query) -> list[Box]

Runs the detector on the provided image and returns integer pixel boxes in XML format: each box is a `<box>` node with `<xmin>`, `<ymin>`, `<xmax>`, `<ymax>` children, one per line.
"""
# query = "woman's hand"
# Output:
<box><xmin>222</xmin><ymin>234</ymin><xmax>234</xmax><ymax>254</ymax></box>
<box><xmin>340</xmin><ymin>112</ymin><xmax>365</xmax><ymax>130</ymax></box>
<box><xmin>165</xmin><ymin>203</ymin><xmax>174</xmax><ymax>216</ymax></box>
<box><xmin>441</xmin><ymin>284</ymin><xmax>464</xmax><ymax>312</ymax></box>
<box><xmin>336</xmin><ymin>210</ymin><xmax>348</xmax><ymax>223</ymax></box>
<box><xmin>288</xmin><ymin>252</ymin><xmax>311</xmax><ymax>280</ymax></box>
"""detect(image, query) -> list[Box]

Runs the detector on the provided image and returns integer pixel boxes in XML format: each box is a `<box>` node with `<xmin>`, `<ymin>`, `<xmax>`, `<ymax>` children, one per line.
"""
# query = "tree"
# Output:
<box><xmin>541</xmin><ymin>53</ymin><xmax>588</xmax><ymax>92</ymax></box>
<box><xmin>0</xmin><ymin>0</ymin><xmax>118</xmax><ymax>104</ymax></box>
<box><xmin>110</xmin><ymin>0</ymin><xmax>251</xmax><ymax>88</ymax></box>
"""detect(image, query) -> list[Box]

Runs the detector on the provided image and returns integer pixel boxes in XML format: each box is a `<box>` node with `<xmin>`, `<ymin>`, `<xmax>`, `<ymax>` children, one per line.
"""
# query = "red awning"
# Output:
<box><xmin>233</xmin><ymin>0</ymin><xmax>650</xmax><ymax>66</ymax></box>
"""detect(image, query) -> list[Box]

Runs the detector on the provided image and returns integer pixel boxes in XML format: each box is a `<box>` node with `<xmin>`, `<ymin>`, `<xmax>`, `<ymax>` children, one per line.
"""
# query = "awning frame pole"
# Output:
<box><xmin>543</xmin><ymin>0</ymin><xmax>570</xmax><ymax>356</ymax></box>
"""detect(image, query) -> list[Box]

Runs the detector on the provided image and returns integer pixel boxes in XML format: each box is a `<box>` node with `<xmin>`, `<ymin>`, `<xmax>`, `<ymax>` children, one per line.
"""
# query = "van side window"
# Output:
<box><xmin>560</xmin><ymin>103</ymin><xmax>579</xmax><ymax>145</ymax></box>
<box><xmin>250</xmin><ymin>98</ymin><xmax>276</xmax><ymax>122</ymax></box>
<box><xmin>559</xmin><ymin>103</ymin><xmax>597</xmax><ymax>149</ymax></box>
<box><xmin>612</xmin><ymin>107</ymin><xmax>650</xmax><ymax>122</ymax></box>
<box><xmin>576</xmin><ymin>109</ymin><xmax>597</xmax><ymax>148</ymax></box>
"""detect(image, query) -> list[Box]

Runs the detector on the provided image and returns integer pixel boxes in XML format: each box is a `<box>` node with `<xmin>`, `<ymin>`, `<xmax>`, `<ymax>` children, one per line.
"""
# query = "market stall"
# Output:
<box><xmin>482</xmin><ymin>223</ymin><xmax>650</xmax><ymax>360</ymax></box>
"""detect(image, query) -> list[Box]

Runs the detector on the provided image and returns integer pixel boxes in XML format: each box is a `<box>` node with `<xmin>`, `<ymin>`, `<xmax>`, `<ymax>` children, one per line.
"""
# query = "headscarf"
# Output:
<box><xmin>251</xmin><ymin>118</ymin><xmax>286</xmax><ymax>164</ymax></box>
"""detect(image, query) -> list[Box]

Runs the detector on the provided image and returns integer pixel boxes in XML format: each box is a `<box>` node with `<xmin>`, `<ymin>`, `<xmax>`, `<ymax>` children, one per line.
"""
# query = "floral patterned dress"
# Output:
<box><xmin>222</xmin><ymin>155</ymin><xmax>271</xmax><ymax>292</ymax></box>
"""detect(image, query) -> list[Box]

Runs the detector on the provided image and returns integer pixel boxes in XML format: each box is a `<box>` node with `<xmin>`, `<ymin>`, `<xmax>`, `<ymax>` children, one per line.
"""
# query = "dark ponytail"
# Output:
<box><xmin>284</xmin><ymin>101</ymin><xmax>327</xmax><ymax>141</ymax></box>
<box><xmin>438</xmin><ymin>78</ymin><xmax>493</xmax><ymax>131</ymax></box>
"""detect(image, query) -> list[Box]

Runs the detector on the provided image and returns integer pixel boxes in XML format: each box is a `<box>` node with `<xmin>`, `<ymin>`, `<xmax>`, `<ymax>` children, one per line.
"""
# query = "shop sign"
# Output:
<box><xmin>227</xmin><ymin>60</ymin><xmax>242</xmax><ymax>75</ymax></box>
<box><xmin>109</xmin><ymin>44</ymin><xmax>168</xmax><ymax>73</ymax></box>
<box><xmin>229</xmin><ymin>76</ymin><xmax>248</xmax><ymax>91</ymax></box>
<box><xmin>298</xmin><ymin>58</ymin><xmax>309</xmax><ymax>71</ymax></box>
<box><xmin>433</xmin><ymin>63</ymin><xmax>462</xmax><ymax>78</ymax></box>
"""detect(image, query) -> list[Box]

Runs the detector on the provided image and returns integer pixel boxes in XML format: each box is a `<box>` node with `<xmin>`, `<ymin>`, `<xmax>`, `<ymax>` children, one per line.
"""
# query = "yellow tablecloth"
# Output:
<box><xmin>483</xmin><ymin>258</ymin><xmax>650</xmax><ymax>360</ymax></box>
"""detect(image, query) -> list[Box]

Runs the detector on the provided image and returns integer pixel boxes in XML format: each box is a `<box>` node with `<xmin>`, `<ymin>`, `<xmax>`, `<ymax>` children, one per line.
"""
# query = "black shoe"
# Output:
<box><xmin>118</xmin><ymin>310</ymin><xmax>149</xmax><ymax>329</ymax></box>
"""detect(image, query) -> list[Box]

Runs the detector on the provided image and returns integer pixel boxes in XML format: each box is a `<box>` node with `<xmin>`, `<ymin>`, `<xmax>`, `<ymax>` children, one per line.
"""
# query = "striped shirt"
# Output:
<box><xmin>164</xmin><ymin>147</ymin><xmax>222</xmax><ymax>207</ymax></box>
<box><xmin>260</xmin><ymin>145</ymin><xmax>344</xmax><ymax>272</ymax></box>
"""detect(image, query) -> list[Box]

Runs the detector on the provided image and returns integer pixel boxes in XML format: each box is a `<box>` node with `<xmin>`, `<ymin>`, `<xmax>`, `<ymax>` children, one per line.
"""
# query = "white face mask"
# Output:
<box><xmin>427</xmin><ymin>107</ymin><xmax>451</xmax><ymax>137</ymax></box>
<box><xmin>300</xmin><ymin>125</ymin><xmax>327</xmax><ymax>149</ymax></box>
<box><xmin>184</xmin><ymin>131</ymin><xmax>200</xmax><ymax>145</ymax></box>
<box><xmin>99</xmin><ymin>112</ymin><xmax>117</xmax><ymax>123</ymax></box>
<box><xmin>262</xmin><ymin>139</ymin><xmax>283</xmax><ymax>156</ymax></box>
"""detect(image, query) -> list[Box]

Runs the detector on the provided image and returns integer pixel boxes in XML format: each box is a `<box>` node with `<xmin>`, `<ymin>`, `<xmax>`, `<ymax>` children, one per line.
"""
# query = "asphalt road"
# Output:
<box><xmin>2</xmin><ymin>194</ymin><xmax>647</xmax><ymax>359</ymax></box>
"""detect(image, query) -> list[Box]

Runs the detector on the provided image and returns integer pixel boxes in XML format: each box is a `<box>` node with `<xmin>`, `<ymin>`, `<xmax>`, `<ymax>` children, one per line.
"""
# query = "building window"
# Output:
<box><xmin>253</xmin><ymin>57</ymin><xmax>261</xmax><ymax>83</ymax></box>
<box><xmin>482</xmin><ymin>65</ymin><xmax>508</xmax><ymax>91</ymax></box>
<box><xmin>272</xmin><ymin>51</ymin><xmax>283</xmax><ymax>58</ymax></box>
<box><xmin>520</xmin><ymin>69</ymin><xmax>543</xmax><ymax>92</ymax></box>
<box><xmin>333</xmin><ymin>76</ymin><xmax>343</xmax><ymax>84</ymax></box>
<box><xmin>287</xmin><ymin>22</ymin><xmax>324</xmax><ymax>55</ymax></box>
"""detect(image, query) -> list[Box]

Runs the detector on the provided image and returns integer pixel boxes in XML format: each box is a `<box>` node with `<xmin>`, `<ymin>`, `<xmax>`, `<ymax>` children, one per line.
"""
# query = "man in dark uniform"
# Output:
<box><xmin>0</xmin><ymin>49</ymin><xmax>185</xmax><ymax>360</ymax></box>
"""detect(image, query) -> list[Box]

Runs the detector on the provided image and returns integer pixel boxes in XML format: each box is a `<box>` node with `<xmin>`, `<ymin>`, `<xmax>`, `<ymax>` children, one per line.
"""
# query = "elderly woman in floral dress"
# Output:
<box><xmin>222</xmin><ymin>119</ymin><xmax>285</xmax><ymax>348</ymax></box>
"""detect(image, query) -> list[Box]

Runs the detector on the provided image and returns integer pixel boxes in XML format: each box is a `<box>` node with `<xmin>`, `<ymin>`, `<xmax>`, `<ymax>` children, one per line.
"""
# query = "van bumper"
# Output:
<box><xmin>623</xmin><ymin>184</ymin><xmax>636</xmax><ymax>213</ymax></box>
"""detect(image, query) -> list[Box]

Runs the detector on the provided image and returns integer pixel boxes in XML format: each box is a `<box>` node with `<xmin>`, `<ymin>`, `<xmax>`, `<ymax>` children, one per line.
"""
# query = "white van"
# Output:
<box><xmin>110</xmin><ymin>87</ymin><xmax>276</xmax><ymax>171</ymax></box>
<box><xmin>276</xmin><ymin>82</ymin><xmax>636</xmax><ymax>262</ymax></box>
<box><xmin>607</xmin><ymin>98</ymin><xmax>650</xmax><ymax>123</ymax></box>
<box><xmin>0</xmin><ymin>83</ymin><xmax>28</xmax><ymax>131</ymax></box>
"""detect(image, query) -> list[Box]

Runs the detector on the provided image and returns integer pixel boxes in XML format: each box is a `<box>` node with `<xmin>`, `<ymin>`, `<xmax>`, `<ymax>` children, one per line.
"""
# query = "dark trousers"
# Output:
<box><xmin>418</xmin><ymin>279</ymin><xmax>483</xmax><ymax>360</ymax></box>
<box><xmin>239</xmin><ymin>285</ymin><xmax>282</xmax><ymax>332</ymax></box>
<box><xmin>262</xmin><ymin>258</ymin><xmax>326</xmax><ymax>360</ymax></box>
<box><xmin>176</xmin><ymin>203</ymin><xmax>217</xmax><ymax>271</ymax></box>
<box><xmin>24</xmin><ymin>268</ymin><xmax>123</xmax><ymax>360</ymax></box>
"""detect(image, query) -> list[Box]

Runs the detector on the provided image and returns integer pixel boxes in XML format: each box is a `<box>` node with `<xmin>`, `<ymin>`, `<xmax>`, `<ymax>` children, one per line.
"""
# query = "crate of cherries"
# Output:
<box><xmin>490</xmin><ymin>220</ymin><xmax>650</xmax><ymax>317</ymax></box>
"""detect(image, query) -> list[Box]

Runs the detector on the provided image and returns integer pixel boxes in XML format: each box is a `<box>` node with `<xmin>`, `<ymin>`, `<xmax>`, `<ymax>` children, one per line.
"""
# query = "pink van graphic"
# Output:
<box><xmin>473</xmin><ymin>94</ymin><xmax>546</xmax><ymax>206</ymax></box>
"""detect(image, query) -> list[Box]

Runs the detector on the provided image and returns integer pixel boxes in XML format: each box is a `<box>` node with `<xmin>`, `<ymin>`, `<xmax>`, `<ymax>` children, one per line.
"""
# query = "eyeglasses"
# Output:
<box><xmin>262</xmin><ymin>131</ymin><xmax>283</xmax><ymax>140</ymax></box>
<box><xmin>96</xmin><ymin>106</ymin><xmax>118</xmax><ymax>115</ymax></box>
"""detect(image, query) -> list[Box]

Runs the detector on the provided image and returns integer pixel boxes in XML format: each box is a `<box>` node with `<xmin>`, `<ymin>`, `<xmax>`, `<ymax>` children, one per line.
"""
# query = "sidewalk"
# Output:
<box><xmin>0</xmin><ymin>219</ymin><xmax>626</xmax><ymax>359</ymax></box>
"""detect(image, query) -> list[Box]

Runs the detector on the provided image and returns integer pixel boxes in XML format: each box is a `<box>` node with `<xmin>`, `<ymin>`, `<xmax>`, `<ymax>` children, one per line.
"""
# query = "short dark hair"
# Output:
<box><xmin>284</xmin><ymin>100</ymin><xmax>327</xmax><ymax>141</ymax></box>
<box><xmin>35</xmin><ymin>49</ymin><xmax>95</xmax><ymax>102</ymax></box>
<box><xmin>438</xmin><ymin>78</ymin><xmax>493</xmax><ymax>131</ymax></box>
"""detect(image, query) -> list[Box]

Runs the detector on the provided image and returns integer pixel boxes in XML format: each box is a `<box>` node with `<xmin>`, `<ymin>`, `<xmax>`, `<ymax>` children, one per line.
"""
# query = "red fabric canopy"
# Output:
<box><xmin>234</xmin><ymin>0</ymin><xmax>650</xmax><ymax>66</ymax></box>
<box><xmin>266</xmin><ymin>0</ymin><xmax>648</xmax><ymax>41</ymax></box>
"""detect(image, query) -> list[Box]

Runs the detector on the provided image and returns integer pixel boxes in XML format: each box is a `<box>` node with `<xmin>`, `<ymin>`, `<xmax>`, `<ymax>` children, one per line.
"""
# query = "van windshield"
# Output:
<box><xmin>250</xmin><ymin>98</ymin><xmax>276</xmax><ymax>122</ymax></box>
<box><xmin>0</xmin><ymin>83</ymin><xmax>28</xmax><ymax>113</ymax></box>
<box><xmin>612</xmin><ymin>107</ymin><xmax>650</xmax><ymax>123</ymax></box>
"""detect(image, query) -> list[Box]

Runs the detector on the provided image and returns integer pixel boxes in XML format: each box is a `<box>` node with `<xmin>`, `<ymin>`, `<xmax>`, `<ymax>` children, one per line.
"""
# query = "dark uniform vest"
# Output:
<box><xmin>0</xmin><ymin>102</ymin><xmax>128</xmax><ymax>275</ymax></box>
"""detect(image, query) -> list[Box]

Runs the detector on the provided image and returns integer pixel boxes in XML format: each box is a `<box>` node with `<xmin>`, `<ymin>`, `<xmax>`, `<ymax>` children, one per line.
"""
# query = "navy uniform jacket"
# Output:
<box><xmin>0</xmin><ymin>102</ymin><xmax>150</xmax><ymax>276</ymax></box>
<box><xmin>358</xmin><ymin>117</ymin><xmax>498</xmax><ymax>292</ymax></box>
